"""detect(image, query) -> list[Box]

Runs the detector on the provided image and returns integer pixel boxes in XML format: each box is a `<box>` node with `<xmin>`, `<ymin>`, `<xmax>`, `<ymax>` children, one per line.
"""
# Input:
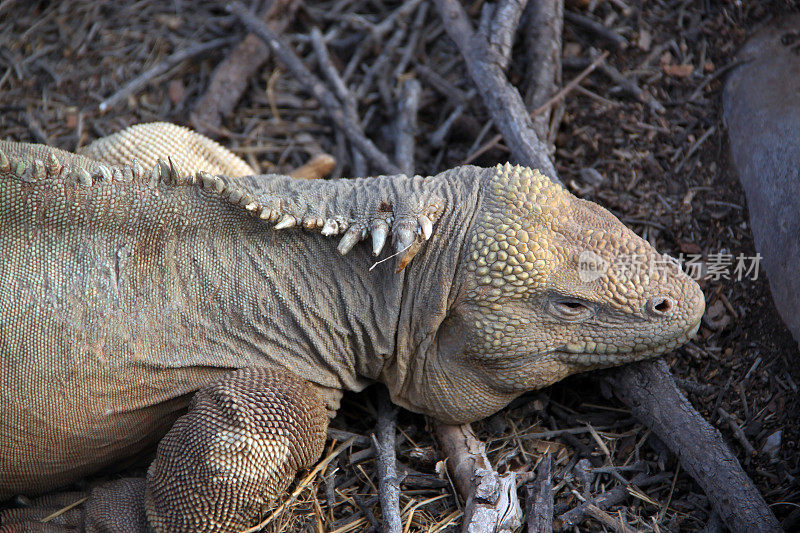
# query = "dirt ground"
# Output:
<box><xmin>1</xmin><ymin>0</ymin><xmax>799</xmax><ymax>531</ymax></box>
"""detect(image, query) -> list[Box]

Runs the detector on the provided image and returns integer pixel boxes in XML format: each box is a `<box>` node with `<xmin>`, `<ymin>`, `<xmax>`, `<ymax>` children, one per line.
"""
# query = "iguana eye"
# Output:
<box><xmin>550</xmin><ymin>299</ymin><xmax>592</xmax><ymax>321</ymax></box>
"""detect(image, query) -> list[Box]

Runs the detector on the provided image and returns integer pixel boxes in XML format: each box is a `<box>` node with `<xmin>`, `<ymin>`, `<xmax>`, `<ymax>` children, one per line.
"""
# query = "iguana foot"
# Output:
<box><xmin>203</xmin><ymin>173</ymin><xmax>445</xmax><ymax>271</ymax></box>
<box><xmin>145</xmin><ymin>367</ymin><xmax>328</xmax><ymax>532</ymax></box>
<box><xmin>0</xmin><ymin>478</ymin><xmax>147</xmax><ymax>532</ymax></box>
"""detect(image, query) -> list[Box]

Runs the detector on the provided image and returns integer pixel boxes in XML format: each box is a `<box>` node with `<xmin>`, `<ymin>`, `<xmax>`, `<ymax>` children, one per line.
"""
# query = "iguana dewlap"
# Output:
<box><xmin>0</xmin><ymin>123</ymin><xmax>704</xmax><ymax>532</ymax></box>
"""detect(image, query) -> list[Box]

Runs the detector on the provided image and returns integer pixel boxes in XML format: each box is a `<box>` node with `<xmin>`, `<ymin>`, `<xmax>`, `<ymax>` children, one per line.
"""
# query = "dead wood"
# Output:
<box><xmin>373</xmin><ymin>390</ymin><xmax>402</xmax><ymax>533</ymax></box>
<box><xmin>433</xmin><ymin>422</ymin><xmax>522</xmax><ymax>533</ymax></box>
<box><xmin>554</xmin><ymin>472</ymin><xmax>670</xmax><ymax>529</ymax></box>
<box><xmin>563</xmin><ymin>10</ymin><xmax>627</xmax><ymax>50</ymax></box>
<box><xmin>395</xmin><ymin>77</ymin><xmax>421</xmax><ymax>175</ymax></box>
<box><xmin>433</xmin><ymin>0</ymin><xmax>557</xmax><ymax>179</ymax></box>
<box><xmin>524</xmin><ymin>454</ymin><xmax>553</xmax><ymax>533</ymax></box>
<box><xmin>98</xmin><ymin>37</ymin><xmax>235</xmax><ymax>113</ymax></box>
<box><xmin>190</xmin><ymin>0</ymin><xmax>298</xmax><ymax>136</ymax></box>
<box><xmin>522</xmin><ymin>0</ymin><xmax>563</xmax><ymax>146</ymax></box>
<box><xmin>229</xmin><ymin>1</ymin><xmax>400</xmax><ymax>175</ymax></box>
<box><xmin>562</xmin><ymin>55</ymin><xmax>665</xmax><ymax>113</ymax></box>
<box><xmin>486</xmin><ymin>0</ymin><xmax>529</xmax><ymax>72</ymax></box>
<box><xmin>604</xmin><ymin>359</ymin><xmax>782</xmax><ymax>532</ymax></box>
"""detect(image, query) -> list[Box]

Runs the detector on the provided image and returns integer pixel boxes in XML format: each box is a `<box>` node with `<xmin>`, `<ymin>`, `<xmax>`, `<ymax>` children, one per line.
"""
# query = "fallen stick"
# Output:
<box><xmin>395</xmin><ymin>78</ymin><xmax>421</xmax><ymax>176</ymax></box>
<box><xmin>433</xmin><ymin>0</ymin><xmax>556</xmax><ymax>178</ymax></box>
<box><xmin>604</xmin><ymin>360</ymin><xmax>781</xmax><ymax>532</ymax></box>
<box><xmin>229</xmin><ymin>1</ymin><xmax>401</xmax><ymax>175</ymax></box>
<box><xmin>433</xmin><ymin>422</ymin><xmax>522</xmax><ymax>533</ymax></box>
<box><xmin>190</xmin><ymin>0</ymin><xmax>298</xmax><ymax>135</ymax></box>
<box><xmin>487</xmin><ymin>0</ymin><xmax>529</xmax><ymax>71</ymax></box>
<box><xmin>563</xmin><ymin>10</ymin><xmax>627</xmax><ymax>50</ymax></box>
<box><xmin>524</xmin><ymin>454</ymin><xmax>553</xmax><ymax>533</ymax></box>
<box><xmin>554</xmin><ymin>472</ymin><xmax>670</xmax><ymax>529</ymax></box>
<box><xmin>522</xmin><ymin>0</ymin><xmax>563</xmax><ymax>144</ymax></box>
<box><xmin>98</xmin><ymin>38</ymin><xmax>234</xmax><ymax>113</ymax></box>
<box><xmin>373</xmin><ymin>390</ymin><xmax>402</xmax><ymax>533</ymax></box>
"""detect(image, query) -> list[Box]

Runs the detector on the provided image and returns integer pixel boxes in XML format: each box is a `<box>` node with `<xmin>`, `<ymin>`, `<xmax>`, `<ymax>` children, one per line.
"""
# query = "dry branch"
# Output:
<box><xmin>190</xmin><ymin>0</ymin><xmax>298</xmax><ymax>135</ymax></box>
<box><xmin>433</xmin><ymin>422</ymin><xmax>522</xmax><ymax>533</ymax></box>
<box><xmin>373</xmin><ymin>390</ymin><xmax>402</xmax><ymax>533</ymax></box>
<box><xmin>395</xmin><ymin>77</ymin><xmax>421</xmax><ymax>175</ymax></box>
<box><xmin>563</xmin><ymin>10</ymin><xmax>627</xmax><ymax>50</ymax></box>
<box><xmin>522</xmin><ymin>0</ymin><xmax>563</xmax><ymax>145</ymax></box>
<box><xmin>604</xmin><ymin>359</ymin><xmax>781</xmax><ymax>532</ymax></box>
<box><xmin>98</xmin><ymin>38</ymin><xmax>235</xmax><ymax>113</ymax></box>
<box><xmin>524</xmin><ymin>454</ymin><xmax>553</xmax><ymax>533</ymax></box>
<box><xmin>554</xmin><ymin>472</ymin><xmax>670</xmax><ymax>529</ymax></box>
<box><xmin>433</xmin><ymin>0</ymin><xmax>557</xmax><ymax>178</ymax></box>
<box><xmin>488</xmin><ymin>0</ymin><xmax>529</xmax><ymax>71</ymax></box>
<box><xmin>229</xmin><ymin>1</ymin><xmax>400</xmax><ymax>175</ymax></box>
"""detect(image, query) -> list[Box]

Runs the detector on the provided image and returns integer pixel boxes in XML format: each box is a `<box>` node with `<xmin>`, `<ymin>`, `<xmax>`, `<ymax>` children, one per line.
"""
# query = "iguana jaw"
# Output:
<box><xmin>555</xmin><ymin>317</ymin><xmax>702</xmax><ymax>366</ymax></box>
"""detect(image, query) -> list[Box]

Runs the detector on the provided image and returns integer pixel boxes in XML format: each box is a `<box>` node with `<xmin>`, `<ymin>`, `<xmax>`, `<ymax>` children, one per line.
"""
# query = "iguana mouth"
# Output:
<box><xmin>555</xmin><ymin>319</ymin><xmax>701</xmax><ymax>366</ymax></box>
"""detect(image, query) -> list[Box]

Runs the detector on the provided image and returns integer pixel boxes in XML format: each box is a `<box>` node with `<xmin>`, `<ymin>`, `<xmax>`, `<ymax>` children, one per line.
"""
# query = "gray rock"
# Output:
<box><xmin>723</xmin><ymin>15</ymin><xmax>800</xmax><ymax>349</ymax></box>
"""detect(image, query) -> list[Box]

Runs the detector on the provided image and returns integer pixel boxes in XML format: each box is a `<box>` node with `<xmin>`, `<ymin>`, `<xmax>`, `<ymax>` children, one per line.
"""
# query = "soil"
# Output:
<box><xmin>1</xmin><ymin>0</ymin><xmax>798</xmax><ymax>531</ymax></box>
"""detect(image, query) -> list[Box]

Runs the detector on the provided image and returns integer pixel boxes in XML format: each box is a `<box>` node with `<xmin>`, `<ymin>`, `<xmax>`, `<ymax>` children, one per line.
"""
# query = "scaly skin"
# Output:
<box><xmin>0</xmin><ymin>123</ymin><xmax>704</xmax><ymax>532</ymax></box>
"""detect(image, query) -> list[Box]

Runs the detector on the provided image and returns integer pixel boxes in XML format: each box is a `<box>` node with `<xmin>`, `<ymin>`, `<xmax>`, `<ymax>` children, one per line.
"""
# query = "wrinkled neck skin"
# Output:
<box><xmin>194</xmin><ymin>169</ymin><xmax>484</xmax><ymax>414</ymax></box>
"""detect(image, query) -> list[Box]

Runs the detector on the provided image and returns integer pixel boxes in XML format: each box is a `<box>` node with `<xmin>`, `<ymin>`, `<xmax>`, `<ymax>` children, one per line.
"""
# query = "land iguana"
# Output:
<box><xmin>0</xmin><ymin>123</ymin><xmax>704</xmax><ymax>531</ymax></box>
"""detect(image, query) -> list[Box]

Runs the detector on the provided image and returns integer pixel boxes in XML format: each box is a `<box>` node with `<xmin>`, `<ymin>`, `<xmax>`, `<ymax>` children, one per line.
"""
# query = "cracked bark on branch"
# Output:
<box><xmin>433</xmin><ymin>422</ymin><xmax>522</xmax><ymax>533</ymax></box>
<box><xmin>229</xmin><ymin>1</ymin><xmax>400</xmax><ymax>175</ymax></box>
<box><xmin>486</xmin><ymin>0</ymin><xmax>529</xmax><ymax>72</ymax></box>
<box><xmin>191</xmin><ymin>0</ymin><xmax>298</xmax><ymax>135</ymax></box>
<box><xmin>524</xmin><ymin>454</ymin><xmax>553</xmax><ymax>533</ymax></box>
<box><xmin>434</xmin><ymin>1</ymin><xmax>779</xmax><ymax>531</ymax></box>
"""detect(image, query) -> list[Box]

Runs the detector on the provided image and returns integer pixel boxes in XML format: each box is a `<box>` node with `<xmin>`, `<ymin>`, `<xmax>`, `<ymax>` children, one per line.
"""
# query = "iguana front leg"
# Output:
<box><xmin>0</xmin><ymin>368</ymin><xmax>328</xmax><ymax>533</ymax></box>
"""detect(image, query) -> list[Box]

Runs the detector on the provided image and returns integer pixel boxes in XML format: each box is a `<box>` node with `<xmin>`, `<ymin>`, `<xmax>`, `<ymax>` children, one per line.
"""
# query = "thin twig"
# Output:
<box><xmin>229</xmin><ymin>1</ymin><xmax>400</xmax><ymax>175</ymax></box>
<box><xmin>395</xmin><ymin>77</ymin><xmax>421</xmax><ymax>176</ymax></box>
<box><xmin>373</xmin><ymin>389</ymin><xmax>402</xmax><ymax>533</ymax></box>
<box><xmin>99</xmin><ymin>37</ymin><xmax>234</xmax><ymax>112</ymax></box>
<box><xmin>563</xmin><ymin>10</ymin><xmax>627</xmax><ymax>50</ymax></box>
<box><xmin>718</xmin><ymin>407</ymin><xmax>756</xmax><ymax>458</ymax></box>
<box><xmin>555</xmin><ymin>472</ymin><xmax>670</xmax><ymax>528</ymax></box>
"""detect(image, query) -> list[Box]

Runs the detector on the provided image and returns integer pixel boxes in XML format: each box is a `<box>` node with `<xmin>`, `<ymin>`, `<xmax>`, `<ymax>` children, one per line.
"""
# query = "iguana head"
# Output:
<box><xmin>398</xmin><ymin>164</ymin><xmax>705</xmax><ymax>423</ymax></box>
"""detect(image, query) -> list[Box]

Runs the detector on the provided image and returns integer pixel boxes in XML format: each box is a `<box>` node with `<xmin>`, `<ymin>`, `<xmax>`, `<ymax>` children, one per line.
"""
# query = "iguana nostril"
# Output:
<box><xmin>647</xmin><ymin>296</ymin><xmax>674</xmax><ymax>316</ymax></box>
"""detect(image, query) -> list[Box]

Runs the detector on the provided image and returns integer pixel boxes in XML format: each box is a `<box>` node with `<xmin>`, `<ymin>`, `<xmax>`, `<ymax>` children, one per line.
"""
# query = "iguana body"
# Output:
<box><xmin>0</xmin><ymin>123</ymin><xmax>704</xmax><ymax>531</ymax></box>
